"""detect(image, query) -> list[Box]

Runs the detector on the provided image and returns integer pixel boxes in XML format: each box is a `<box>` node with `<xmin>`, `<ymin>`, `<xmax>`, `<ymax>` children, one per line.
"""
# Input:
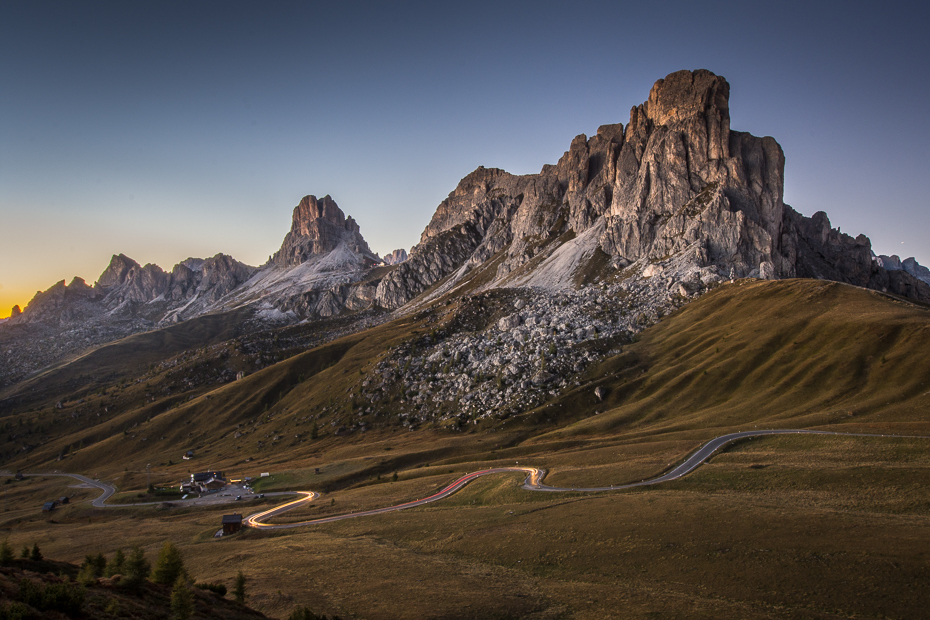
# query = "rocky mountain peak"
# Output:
<box><xmin>383</xmin><ymin>248</ymin><xmax>408</xmax><ymax>265</ymax></box>
<box><xmin>375</xmin><ymin>68</ymin><xmax>930</xmax><ymax>310</ymax></box>
<box><xmin>291</xmin><ymin>194</ymin><xmax>345</xmax><ymax>235</ymax></box>
<box><xmin>272</xmin><ymin>195</ymin><xmax>377</xmax><ymax>267</ymax></box>
<box><xmin>96</xmin><ymin>254</ymin><xmax>142</xmax><ymax>289</ymax></box>
<box><xmin>643</xmin><ymin>68</ymin><xmax>729</xmax><ymax>127</ymax></box>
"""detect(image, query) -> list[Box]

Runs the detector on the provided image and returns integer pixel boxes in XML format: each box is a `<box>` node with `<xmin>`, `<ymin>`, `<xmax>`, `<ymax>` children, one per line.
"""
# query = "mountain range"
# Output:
<box><xmin>3</xmin><ymin>69</ymin><xmax>928</xmax><ymax>391</ymax></box>
<box><xmin>2</xmin><ymin>69</ymin><xmax>930</xmax><ymax>620</ymax></box>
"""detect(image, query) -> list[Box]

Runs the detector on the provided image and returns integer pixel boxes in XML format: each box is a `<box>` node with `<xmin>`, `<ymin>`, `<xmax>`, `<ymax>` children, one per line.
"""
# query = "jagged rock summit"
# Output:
<box><xmin>375</xmin><ymin>69</ymin><xmax>930</xmax><ymax>309</ymax></box>
<box><xmin>4</xmin><ymin>69</ymin><xmax>929</xmax><ymax>390</ymax></box>
<box><xmin>383</xmin><ymin>249</ymin><xmax>408</xmax><ymax>265</ymax></box>
<box><xmin>272</xmin><ymin>195</ymin><xmax>378</xmax><ymax>267</ymax></box>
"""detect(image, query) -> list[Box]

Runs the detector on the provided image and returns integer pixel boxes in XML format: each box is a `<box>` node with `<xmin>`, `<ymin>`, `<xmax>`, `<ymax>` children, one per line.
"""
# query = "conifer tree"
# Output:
<box><xmin>0</xmin><ymin>540</ymin><xmax>13</xmax><ymax>565</ymax></box>
<box><xmin>152</xmin><ymin>542</ymin><xmax>186</xmax><ymax>585</ymax></box>
<box><xmin>233</xmin><ymin>570</ymin><xmax>247</xmax><ymax>604</ymax></box>
<box><xmin>121</xmin><ymin>546</ymin><xmax>150</xmax><ymax>592</ymax></box>
<box><xmin>105</xmin><ymin>548</ymin><xmax>126</xmax><ymax>577</ymax></box>
<box><xmin>171</xmin><ymin>573</ymin><xmax>194</xmax><ymax>620</ymax></box>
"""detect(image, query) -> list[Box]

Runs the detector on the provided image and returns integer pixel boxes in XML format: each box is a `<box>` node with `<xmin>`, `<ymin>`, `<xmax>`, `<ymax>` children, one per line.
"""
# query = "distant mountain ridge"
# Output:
<box><xmin>8</xmin><ymin>194</ymin><xmax>382</xmax><ymax>329</ymax></box>
<box><xmin>3</xmin><ymin>69</ymin><xmax>929</xmax><ymax>388</ymax></box>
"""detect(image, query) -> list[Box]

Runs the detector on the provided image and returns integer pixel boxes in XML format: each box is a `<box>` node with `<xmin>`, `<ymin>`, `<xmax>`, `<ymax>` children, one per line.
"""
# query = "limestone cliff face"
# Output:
<box><xmin>12</xmin><ymin>277</ymin><xmax>97</xmax><ymax>325</ymax></box>
<box><xmin>376</xmin><ymin>69</ymin><xmax>930</xmax><ymax>308</ymax></box>
<box><xmin>272</xmin><ymin>195</ymin><xmax>378</xmax><ymax>267</ymax></box>
<box><xmin>93</xmin><ymin>253</ymin><xmax>256</xmax><ymax>309</ymax></box>
<box><xmin>383</xmin><ymin>249</ymin><xmax>408</xmax><ymax>265</ymax></box>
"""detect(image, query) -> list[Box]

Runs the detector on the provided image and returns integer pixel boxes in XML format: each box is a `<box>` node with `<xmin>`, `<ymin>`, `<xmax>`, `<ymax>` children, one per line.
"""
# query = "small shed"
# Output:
<box><xmin>42</xmin><ymin>501</ymin><xmax>56</xmax><ymax>512</ymax></box>
<box><xmin>58</xmin><ymin>496</ymin><xmax>69</xmax><ymax>505</ymax></box>
<box><xmin>222</xmin><ymin>514</ymin><xmax>243</xmax><ymax>535</ymax></box>
<box><xmin>183</xmin><ymin>450</ymin><xmax>194</xmax><ymax>460</ymax></box>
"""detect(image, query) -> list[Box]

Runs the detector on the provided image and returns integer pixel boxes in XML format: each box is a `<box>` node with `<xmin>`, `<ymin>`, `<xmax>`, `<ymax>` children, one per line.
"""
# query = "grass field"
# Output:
<box><xmin>0</xmin><ymin>279</ymin><xmax>928</xmax><ymax>618</ymax></box>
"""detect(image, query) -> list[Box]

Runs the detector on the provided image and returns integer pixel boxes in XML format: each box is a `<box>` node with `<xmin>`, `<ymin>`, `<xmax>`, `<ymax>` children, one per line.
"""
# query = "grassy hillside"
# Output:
<box><xmin>0</xmin><ymin>278</ymin><xmax>928</xmax><ymax>618</ymax></box>
<box><xmin>539</xmin><ymin>278</ymin><xmax>930</xmax><ymax>440</ymax></box>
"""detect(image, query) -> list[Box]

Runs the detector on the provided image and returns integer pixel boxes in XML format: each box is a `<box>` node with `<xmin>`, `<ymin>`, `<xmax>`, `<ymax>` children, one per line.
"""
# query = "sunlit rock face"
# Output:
<box><xmin>375</xmin><ymin>69</ymin><xmax>930</xmax><ymax>309</ymax></box>
<box><xmin>271</xmin><ymin>195</ymin><xmax>378</xmax><ymax>267</ymax></box>
<box><xmin>383</xmin><ymin>249</ymin><xmax>408</xmax><ymax>265</ymax></box>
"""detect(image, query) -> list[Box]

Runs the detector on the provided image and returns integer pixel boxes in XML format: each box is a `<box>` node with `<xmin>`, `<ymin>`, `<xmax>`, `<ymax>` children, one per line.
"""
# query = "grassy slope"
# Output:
<box><xmin>534</xmin><ymin>278</ymin><xmax>930</xmax><ymax>440</ymax></box>
<box><xmin>1</xmin><ymin>278</ymin><xmax>929</xmax><ymax>618</ymax></box>
<box><xmin>0</xmin><ymin>307</ymin><xmax>254</xmax><ymax>408</ymax></box>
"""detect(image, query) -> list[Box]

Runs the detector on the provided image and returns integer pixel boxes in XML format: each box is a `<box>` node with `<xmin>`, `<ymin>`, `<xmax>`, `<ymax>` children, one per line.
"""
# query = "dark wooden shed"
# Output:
<box><xmin>222</xmin><ymin>513</ymin><xmax>243</xmax><ymax>535</ymax></box>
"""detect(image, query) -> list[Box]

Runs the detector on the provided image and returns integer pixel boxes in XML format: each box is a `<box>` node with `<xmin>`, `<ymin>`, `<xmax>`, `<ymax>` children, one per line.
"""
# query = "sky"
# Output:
<box><xmin>2</xmin><ymin>0</ymin><xmax>929</xmax><ymax>318</ymax></box>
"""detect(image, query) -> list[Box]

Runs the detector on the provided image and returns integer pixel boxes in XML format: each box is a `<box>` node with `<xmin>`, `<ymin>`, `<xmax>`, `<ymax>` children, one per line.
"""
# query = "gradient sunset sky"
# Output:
<box><xmin>2</xmin><ymin>1</ymin><xmax>928</xmax><ymax>318</ymax></box>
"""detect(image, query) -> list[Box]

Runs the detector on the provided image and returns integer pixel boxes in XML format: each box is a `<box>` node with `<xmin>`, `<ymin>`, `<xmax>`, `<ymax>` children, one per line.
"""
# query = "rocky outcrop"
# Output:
<box><xmin>271</xmin><ymin>195</ymin><xmax>378</xmax><ymax>267</ymax></box>
<box><xmin>383</xmin><ymin>249</ymin><xmax>408</xmax><ymax>265</ymax></box>
<box><xmin>375</xmin><ymin>69</ymin><xmax>930</xmax><ymax>308</ymax></box>
<box><xmin>9</xmin><ymin>305</ymin><xmax>21</xmax><ymax>319</ymax></box>
<box><xmin>874</xmin><ymin>254</ymin><xmax>930</xmax><ymax>285</ymax></box>
<box><xmin>11</xmin><ymin>277</ymin><xmax>97</xmax><ymax>325</ymax></box>
<box><xmin>93</xmin><ymin>252</ymin><xmax>256</xmax><ymax>311</ymax></box>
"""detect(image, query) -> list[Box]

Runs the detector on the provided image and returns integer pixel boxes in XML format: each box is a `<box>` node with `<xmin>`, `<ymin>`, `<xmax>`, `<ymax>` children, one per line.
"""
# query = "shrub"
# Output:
<box><xmin>287</xmin><ymin>606</ymin><xmax>343</xmax><ymax>620</ymax></box>
<box><xmin>38</xmin><ymin>582</ymin><xmax>86</xmax><ymax>615</ymax></box>
<box><xmin>194</xmin><ymin>582</ymin><xmax>227</xmax><ymax>597</ymax></box>
<box><xmin>0</xmin><ymin>601</ymin><xmax>33</xmax><ymax>619</ymax></box>
<box><xmin>17</xmin><ymin>578</ymin><xmax>85</xmax><ymax>615</ymax></box>
<box><xmin>78</xmin><ymin>553</ymin><xmax>106</xmax><ymax>584</ymax></box>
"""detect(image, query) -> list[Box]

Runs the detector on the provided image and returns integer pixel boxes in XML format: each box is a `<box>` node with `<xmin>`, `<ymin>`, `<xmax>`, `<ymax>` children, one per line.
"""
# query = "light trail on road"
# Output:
<box><xmin>243</xmin><ymin>429</ymin><xmax>930</xmax><ymax>529</ymax></box>
<box><xmin>5</xmin><ymin>429</ymin><xmax>927</xmax><ymax>530</ymax></box>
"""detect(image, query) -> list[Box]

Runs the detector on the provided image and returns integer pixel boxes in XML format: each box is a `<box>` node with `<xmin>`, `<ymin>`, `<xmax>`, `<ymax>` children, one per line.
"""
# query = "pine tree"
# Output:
<box><xmin>121</xmin><ymin>546</ymin><xmax>150</xmax><ymax>592</ymax></box>
<box><xmin>0</xmin><ymin>540</ymin><xmax>13</xmax><ymax>565</ymax></box>
<box><xmin>91</xmin><ymin>552</ymin><xmax>107</xmax><ymax>576</ymax></box>
<box><xmin>105</xmin><ymin>548</ymin><xmax>126</xmax><ymax>577</ymax></box>
<box><xmin>29</xmin><ymin>543</ymin><xmax>42</xmax><ymax>561</ymax></box>
<box><xmin>152</xmin><ymin>542</ymin><xmax>186</xmax><ymax>585</ymax></box>
<box><xmin>78</xmin><ymin>553</ymin><xmax>107</xmax><ymax>585</ymax></box>
<box><xmin>233</xmin><ymin>570</ymin><xmax>247</xmax><ymax>604</ymax></box>
<box><xmin>171</xmin><ymin>574</ymin><xmax>194</xmax><ymax>620</ymax></box>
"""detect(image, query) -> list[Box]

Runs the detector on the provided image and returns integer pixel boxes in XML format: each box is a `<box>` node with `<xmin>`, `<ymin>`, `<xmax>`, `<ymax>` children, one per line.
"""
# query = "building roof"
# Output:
<box><xmin>192</xmin><ymin>471</ymin><xmax>224</xmax><ymax>482</ymax></box>
<box><xmin>222</xmin><ymin>514</ymin><xmax>243</xmax><ymax>524</ymax></box>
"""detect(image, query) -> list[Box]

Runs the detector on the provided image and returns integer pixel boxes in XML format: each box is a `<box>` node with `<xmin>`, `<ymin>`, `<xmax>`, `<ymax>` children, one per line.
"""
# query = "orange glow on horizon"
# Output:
<box><xmin>0</xmin><ymin>292</ymin><xmax>27</xmax><ymax>320</ymax></box>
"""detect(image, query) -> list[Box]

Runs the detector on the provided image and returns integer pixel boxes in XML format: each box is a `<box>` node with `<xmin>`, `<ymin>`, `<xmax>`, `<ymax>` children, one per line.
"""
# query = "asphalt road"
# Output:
<box><xmin>0</xmin><ymin>471</ymin><xmax>298</xmax><ymax>509</ymax></box>
<box><xmin>245</xmin><ymin>428</ymin><xmax>928</xmax><ymax>529</ymax></box>
<box><xmin>5</xmin><ymin>429</ymin><xmax>925</xmax><ymax>529</ymax></box>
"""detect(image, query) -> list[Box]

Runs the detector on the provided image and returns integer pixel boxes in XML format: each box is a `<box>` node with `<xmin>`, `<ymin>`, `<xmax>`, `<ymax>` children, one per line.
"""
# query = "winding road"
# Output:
<box><xmin>5</xmin><ymin>429</ymin><xmax>925</xmax><ymax>529</ymax></box>
<box><xmin>245</xmin><ymin>428</ymin><xmax>927</xmax><ymax>529</ymax></box>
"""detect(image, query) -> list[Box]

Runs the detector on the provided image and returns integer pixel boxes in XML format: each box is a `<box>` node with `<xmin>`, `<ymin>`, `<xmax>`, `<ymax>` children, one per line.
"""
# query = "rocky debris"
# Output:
<box><xmin>383</xmin><ymin>248</ymin><xmax>409</xmax><ymax>265</ymax></box>
<box><xmin>372</xmin><ymin>69</ymin><xmax>930</xmax><ymax>311</ymax></box>
<box><xmin>272</xmin><ymin>195</ymin><xmax>379</xmax><ymax>267</ymax></box>
<box><xmin>358</xmin><ymin>263</ymin><xmax>715</xmax><ymax>428</ymax></box>
<box><xmin>594</xmin><ymin>386</ymin><xmax>606</xmax><ymax>402</ymax></box>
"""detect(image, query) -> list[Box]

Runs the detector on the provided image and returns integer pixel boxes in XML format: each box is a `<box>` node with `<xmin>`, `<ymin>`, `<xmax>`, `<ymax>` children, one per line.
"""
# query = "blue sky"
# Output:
<box><xmin>2</xmin><ymin>0</ymin><xmax>928</xmax><ymax>316</ymax></box>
